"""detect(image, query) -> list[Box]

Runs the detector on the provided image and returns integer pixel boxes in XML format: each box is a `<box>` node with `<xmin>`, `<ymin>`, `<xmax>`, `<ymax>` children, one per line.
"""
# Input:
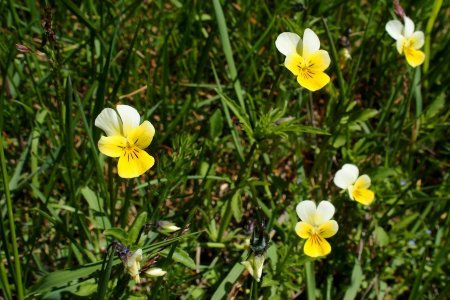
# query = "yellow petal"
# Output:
<box><xmin>354</xmin><ymin>175</ymin><xmax>371</xmax><ymax>189</ymax></box>
<box><xmin>284</xmin><ymin>53</ymin><xmax>304</xmax><ymax>76</ymax></box>
<box><xmin>306</xmin><ymin>50</ymin><xmax>330</xmax><ymax>72</ymax></box>
<box><xmin>297</xmin><ymin>71</ymin><xmax>330</xmax><ymax>92</ymax></box>
<box><xmin>127</xmin><ymin>121</ymin><xmax>155</xmax><ymax>149</ymax></box>
<box><xmin>118</xmin><ymin>148</ymin><xmax>155</xmax><ymax>178</ymax></box>
<box><xmin>404</xmin><ymin>47</ymin><xmax>425</xmax><ymax>67</ymax></box>
<box><xmin>351</xmin><ymin>187</ymin><xmax>375</xmax><ymax>205</ymax></box>
<box><xmin>98</xmin><ymin>135</ymin><xmax>127</xmax><ymax>157</ymax></box>
<box><xmin>295</xmin><ymin>222</ymin><xmax>314</xmax><ymax>239</ymax></box>
<box><xmin>304</xmin><ymin>234</ymin><xmax>331</xmax><ymax>257</ymax></box>
<box><xmin>317</xmin><ymin>220</ymin><xmax>338</xmax><ymax>238</ymax></box>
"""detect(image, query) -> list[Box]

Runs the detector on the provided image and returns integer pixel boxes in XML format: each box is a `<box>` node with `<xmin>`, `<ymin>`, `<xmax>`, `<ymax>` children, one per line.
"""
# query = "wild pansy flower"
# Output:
<box><xmin>295</xmin><ymin>200</ymin><xmax>338</xmax><ymax>257</ymax></box>
<box><xmin>242</xmin><ymin>254</ymin><xmax>265</xmax><ymax>282</ymax></box>
<box><xmin>385</xmin><ymin>16</ymin><xmax>425</xmax><ymax>67</ymax></box>
<box><xmin>275</xmin><ymin>29</ymin><xmax>330</xmax><ymax>91</ymax></box>
<box><xmin>333</xmin><ymin>164</ymin><xmax>375</xmax><ymax>205</ymax></box>
<box><xmin>125</xmin><ymin>248</ymin><xmax>143</xmax><ymax>283</ymax></box>
<box><xmin>95</xmin><ymin>105</ymin><xmax>155</xmax><ymax>178</ymax></box>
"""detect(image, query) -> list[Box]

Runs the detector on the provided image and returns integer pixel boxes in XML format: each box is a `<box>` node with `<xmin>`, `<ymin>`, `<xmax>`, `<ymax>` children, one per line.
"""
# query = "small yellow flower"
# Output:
<box><xmin>333</xmin><ymin>164</ymin><xmax>375</xmax><ymax>205</ymax></box>
<box><xmin>295</xmin><ymin>201</ymin><xmax>338</xmax><ymax>258</ymax></box>
<box><xmin>125</xmin><ymin>248</ymin><xmax>142</xmax><ymax>283</ymax></box>
<box><xmin>95</xmin><ymin>105</ymin><xmax>155</xmax><ymax>178</ymax></box>
<box><xmin>385</xmin><ymin>16</ymin><xmax>425</xmax><ymax>67</ymax></box>
<box><xmin>275</xmin><ymin>29</ymin><xmax>331</xmax><ymax>91</ymax></box>
<box><xmin>242</xmin><ymin>254</ymin><xmax>265</xmax><ymax>282</ymax></box>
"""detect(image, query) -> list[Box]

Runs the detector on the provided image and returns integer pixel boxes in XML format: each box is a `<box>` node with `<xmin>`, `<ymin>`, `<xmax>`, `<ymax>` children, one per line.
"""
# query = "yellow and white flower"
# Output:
<box><xmin>242</xmin><ymin>254</ymin><xmax>265</xmax><ymax>282</ymax></box>
<box><xmin>125</xmin><ymin>248</ymin><xmax>143</xmax><ymax>283</ymax></box>
<box><xmin>333</xmin><ymin>164</ymin><xmax>375</xmax><ymax>205</ymax></box>
<box><xmin>385</xmin><ymin>16</ymin><xmax>425</xmax><ymax>67</ymax></box>
<box><xmin>275</xmin><ymin>29</ymin><xmax>330</xmax><ymax>91</ymax></box>
<box><xmin>95</xmin><ymin>105</ymin><xmax>155</xmax><ymax>178</ymax></box>
<box><xmin>295</xmin><ymin>200</ymin><xmax>338</xmax><ymax>258</ymax></box>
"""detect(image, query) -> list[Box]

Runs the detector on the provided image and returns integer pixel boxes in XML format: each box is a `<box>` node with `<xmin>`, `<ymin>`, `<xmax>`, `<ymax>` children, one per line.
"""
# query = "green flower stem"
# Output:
<box><xmin>0</xmin><ymin>134</ymin><xmax>24</xmax><ymax>299</ymax></box>
<box><xmin>305</xmin><ymin>261</ymin><xmax>316</xmax><ymax>300</ymax></box>
<box><xmin>0</xmin><ymin>249</ymin><xmax>12</xmax><ymax>300</ymax></box>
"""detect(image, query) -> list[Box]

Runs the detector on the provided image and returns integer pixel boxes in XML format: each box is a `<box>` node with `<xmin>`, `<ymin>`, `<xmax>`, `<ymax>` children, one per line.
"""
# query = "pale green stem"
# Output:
<box><xmin>305</xmin><ymin>261</ymin><xmax>316</xmax><ymax>300</ymax></box>
<box><xmin>0</xmin><ymin>135</ymin><xmax>24</xmax><ymax>299</ymax></box>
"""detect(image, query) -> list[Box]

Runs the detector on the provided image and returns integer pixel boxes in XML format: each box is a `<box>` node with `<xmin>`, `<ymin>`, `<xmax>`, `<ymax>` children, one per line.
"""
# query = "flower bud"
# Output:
<box><xmin>145</xmin><ymin>268</ymin><xmax>167</xmax><ymax>277</ymax></box>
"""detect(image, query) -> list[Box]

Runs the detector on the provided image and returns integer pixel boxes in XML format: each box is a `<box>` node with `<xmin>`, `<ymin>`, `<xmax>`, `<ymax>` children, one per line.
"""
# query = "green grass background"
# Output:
<box><xmin>0</xmin><ymin>0</ymin><xmax>449</xmax><ymax>299</ymax></box>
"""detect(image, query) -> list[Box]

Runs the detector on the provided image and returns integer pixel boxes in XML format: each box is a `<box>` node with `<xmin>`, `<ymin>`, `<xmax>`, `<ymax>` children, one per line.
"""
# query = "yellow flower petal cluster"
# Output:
<box><xmin>275</xmin><ymin>29</ymin><xmax>330</xmax><ymax>91</ymax></box>
<box><xmin>95</xmin><ymin>105</ymin><xmax>155</xmax><ymax>178</ymax></box>
<box><xmin>295</xmin><ymin>201</ymin><xmax>338</xmax><ymax>257</ymax></box>
<box><xmin>385</xmin><ymin>16</ymin><xmax>425</xmax><ymax>67</ymax></box>
<box><xmin>333</xmin><ymin>164</ymin><xmax>375</xmax><ymax>205</ymax></box>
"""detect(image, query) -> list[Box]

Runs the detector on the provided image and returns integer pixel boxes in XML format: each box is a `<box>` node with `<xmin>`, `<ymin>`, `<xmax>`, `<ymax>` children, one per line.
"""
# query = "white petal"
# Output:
<box><xmin>396</xmin><ymin>37</ymin><xmax>405</xmax><ymax>54</ymax></box>
<box><xmin>411</xmin><ymin>31</ymin><xmax>424</xmax><ymax>49</ymax></box>
<box><xmin>403</xmin><ymin>16</ymin><xmax>415</xmax><ymax>38</ymax></box>
<box><xmin>302</xmin><ymin>28</ymin><xmax>320</xmax><ymax>58</ymax></box>
<box><xmin>333</xmin><ymin>164</ymin><xmax>359</xmax><ymax>189</ymax></box>
<box><xmin>275</xmin><ymin>32</ymin><xmax>302</xmax><ymax>56</ymax></box>
<box><xmin>385</xmin><ymin>20</ymin><xmax>403</xmax><ymax>40</ymax></box>
<box><xmin>296</xmin><ymin>200</ymin><xmax>316</xmax><ymax>224</ymax></box>
<box><xmin>315</xmin><ymin>201</ymin><xmax>335</xmax><ymax>224</ymax></box>
<box><xmin>117</xmin><ymin>105</ymin><xmax>141</xmax><ymax>137</ymax></box>
<box><xmin>95</xmin><ymin>108</ymin><xmax>121</xmax><ymax>136</ymax></box>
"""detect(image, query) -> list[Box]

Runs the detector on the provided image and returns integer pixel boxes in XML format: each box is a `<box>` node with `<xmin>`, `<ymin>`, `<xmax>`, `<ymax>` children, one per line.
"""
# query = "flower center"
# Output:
<box><xmin>122</xmin><ymin>141</ymin><xmax>141</xmax><ymax>162</ymax></box>
<box><xmin>351</xmin><ymin>185</ymin><xmax>364</xmax><ymax>199</ymax></box>
<box><xmin>297</xmin><ymin>61</ymin><xmax>315</xmax><ymax>79</ymax></box>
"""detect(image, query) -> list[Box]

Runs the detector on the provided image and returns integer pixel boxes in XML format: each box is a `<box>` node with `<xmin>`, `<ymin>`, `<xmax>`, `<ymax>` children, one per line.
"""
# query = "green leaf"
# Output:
<box><xmin>343</xmin><ymin>259</ymin><xmax>363</xmax><ymax>300</ymax></box>
<box><xmin>353</xmin><ymin>109</ymin><xmax>378</xmax><ymax>122</ymax></box>
<box><xmin>81</xmin><ymin>186</ymin><xmax>103</xmax><ymax>212</ymax></box>
<box><xmin>72</xmin><ymin>281</ymin><xmax>97</xmax><ymax>297</ymax></box>
<box><xmin>218</xmin><ymin>92</ymin><xmax>254</xmax><ymax>139</ymax></box>
<box><xmin>128</xmin><ymin>211</ymin><xmax>147</xmax><ymax>244</ymax></box>
<box><xmin>160</xmin><ymin>248</ymin><xmax>196</xmax><ymax>270</ymax></box>
<box><xmin>231</xmin><ymin>190</ymin><xmax>243</xmax><ymax>222</ymax></box>
<box><xmin>209</xmin><ymin>109</ymin><xmax>224</xmax><ymax>140</ymax></box>
<box><xmin>211</xmin><ymin>255</ymin><xmax>246</xmax><ymax>300</ymax></box>
<box><xmin>374</xmin><ymin>226</ymin><xmax>390</xmax><ymax>247</ymax></box>
<box><xmin>104</xmin><ymin>228</ymin><xmax>129</xmax><ymax>244</ymax></box>
<box><xmin>424</xmin><ymin>92</ymin><xmax>445</xmax><ymax>119</ymax></box>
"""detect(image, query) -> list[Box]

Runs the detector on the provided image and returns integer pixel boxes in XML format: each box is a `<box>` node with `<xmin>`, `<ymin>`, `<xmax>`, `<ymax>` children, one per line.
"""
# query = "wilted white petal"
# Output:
<box><xmin>95</xmin><ymin>108</ymin><xmax>121</xmax><ymax>136</ymax></box>
<box><xmin>275</xmin><ymin>32</ymin><xmax>302</xmax><ymax>56</ymax></box>
<box><xmin>333</xmin><ymin>164</ymin><xmax>359</xmax><ymax>189</ymax></box>
<box><xmin>242</xmin><ymin>254</ymin><xmax>265</xmax><ymax>282</ymax></box>
<box><xmin>302</xmin><ymin>28</ymin><xmax>320</xmax><ymax>58</ymax></box>
<box><xmin>315</xmin><ymin>201</ymin><xmax>335</xmax><ymax>225</ymax></box>
<box><xmin>385</xmin><ymin>20</ymin><xmax>403</xmax><ymax>40</ymax></box>
<box><xmin>126</xmin><ymin>249</ymin><xmax>143</xmax><ymax>282</ymax></box>
<box><xmin>403</xmin><ymin>16</ymin><xmax>415</xmax><ymax>37</ymax></box>
<box><xmin>296</xmin><ymin>200</ymin><xmax>316</xmax><ymax>224</ymax></box>
<box><xmin>117</xmin><ymin>105</ymin><xmax>141</xmax><ymax>137</ymax></box>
